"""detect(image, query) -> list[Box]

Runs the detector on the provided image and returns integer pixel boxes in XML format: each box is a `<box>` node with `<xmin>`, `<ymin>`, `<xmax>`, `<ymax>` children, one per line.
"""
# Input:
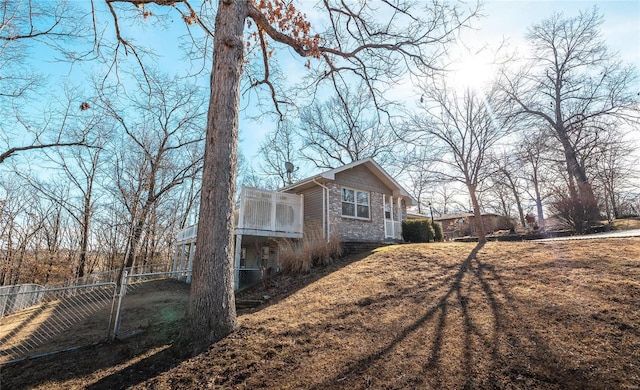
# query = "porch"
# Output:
<box><xmin>383</xmin><ymin>194</ymin><xmax>403</xmax><ymax>240</ymax></box>
<box><xmin>172</xmin><ymin>186</ymin><xmax>304</xmax><ymax>290</ymax></box>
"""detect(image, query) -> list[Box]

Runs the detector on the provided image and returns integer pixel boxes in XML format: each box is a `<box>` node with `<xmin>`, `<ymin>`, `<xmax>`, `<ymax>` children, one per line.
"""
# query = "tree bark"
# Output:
<box><xmin>532</xmin><ymin>175</ymin><xmax>545</xmax><ymax>229</ymax></box>
<box><xmin>77</xmin><ymin>192</ymin><xmax>92</xmax><ymax>278</ymax></box>
<box><xmin>502</xmin><ymin>169</ymin><xmax>525</xmax><ymax>228</ymax></box>
<box><xmin>186</xmin><ymin>0</ymin><xmax>245</xmax><ymax>351</ymax></box>
<box><xmin>467</xmin><ymin>182</ymin><xmax>486</xmax><ymax>243</ymax></box>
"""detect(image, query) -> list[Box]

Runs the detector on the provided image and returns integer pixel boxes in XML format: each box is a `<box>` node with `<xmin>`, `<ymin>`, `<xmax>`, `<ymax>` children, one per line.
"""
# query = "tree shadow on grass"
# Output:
<box><xmin>308</xmin><ymin>241</ymin><xmax>594</xmax><ymax>389</ymax></box>
<box><xmin>1</xmin><ymin>317</ymin><xmax>192</xmax><ymax>390</ymax></box>
<box><xmin>1</xmin><ymin>252</ymin><xmax>371</xmax><ymax>389</ymax></box>
<box><xmin>236</xmin><ymin>250</ymin><xmax>375</xmax><ymax>311</ymax></box>
<box><xmin>306</xmin><ymin>242</ymin><xmax>486</xmax><ymax>389</ymax></box>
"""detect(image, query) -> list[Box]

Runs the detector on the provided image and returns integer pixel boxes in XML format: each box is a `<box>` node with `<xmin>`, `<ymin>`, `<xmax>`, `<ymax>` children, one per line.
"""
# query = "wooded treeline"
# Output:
<box><xmin>0</xmin><ymin>72</ymin><xmax>206</xmax><ymax>286</ymax></box>
<box><xmin>0</xmin><ymin>2</ymin><xmax>638</xmax><ymax>286</ymax></box>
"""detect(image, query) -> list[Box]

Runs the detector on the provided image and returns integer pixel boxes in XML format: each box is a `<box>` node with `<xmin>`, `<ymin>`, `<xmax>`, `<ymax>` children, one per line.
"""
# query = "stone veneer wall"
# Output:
<box><xmin>326</xmin><ymin>183</ymin><xmax>387</xmax><ymax>242</ymax></box>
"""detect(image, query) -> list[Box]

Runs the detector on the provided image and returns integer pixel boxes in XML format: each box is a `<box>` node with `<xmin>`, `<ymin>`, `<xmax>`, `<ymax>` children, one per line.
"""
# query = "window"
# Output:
<box><xmin>341</xmin><ymin>188</ymin><xmax>370</xmax><ymax>219</ymax></box>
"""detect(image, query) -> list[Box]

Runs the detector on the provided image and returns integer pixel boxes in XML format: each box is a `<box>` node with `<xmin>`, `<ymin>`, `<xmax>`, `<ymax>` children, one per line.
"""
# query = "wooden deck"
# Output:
<box><xmin>175</xmin><ymin>186</ymin><xmax>304</xmax><ymax>244</ymax></box>
<box><xmin>173</xmin><ymin>187</ymin><xmax>304</xmax><ymax>290</ymax></box>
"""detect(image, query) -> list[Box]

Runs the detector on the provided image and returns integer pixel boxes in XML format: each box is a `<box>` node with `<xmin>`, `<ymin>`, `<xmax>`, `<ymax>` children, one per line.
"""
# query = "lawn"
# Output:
<box><xmin>2</xmin><ymin>238</ymin><xmax>640</xmax><ymax>389</ymax></box>
<box><xmin>611</xmin><ymin>218</ymin><xmax>640</xmax><ymax>231</ymax></box>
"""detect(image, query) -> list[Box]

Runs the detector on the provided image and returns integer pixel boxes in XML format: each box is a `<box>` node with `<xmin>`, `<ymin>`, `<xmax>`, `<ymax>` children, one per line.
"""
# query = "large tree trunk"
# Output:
<box><xmin>555</xmin><ymin>125</ymin><xmax>600</xmax><ymax>224</ymax></box>
<box><xmin>186</xmin><ymin>0</ymin><xmax>244</xmax><ymax>351</ymax></box>
<box><xmin>502</xmin><ymin>169</ymin><xmax>525</xmax><ymax>228</ymax></box>
<box><xmin>532</xmin><ymin>175</ymin><xmax>545</xmax><ymax>229</ymax></box>
<box><xmin>77</xmin><ymin>200</ymin><xmax>91</xmax><ymax>278</ymax></box>
<box><xmin>467</xmin><ymin>182</ymin><xmax>486</xmax><ymax>243</ymax></box>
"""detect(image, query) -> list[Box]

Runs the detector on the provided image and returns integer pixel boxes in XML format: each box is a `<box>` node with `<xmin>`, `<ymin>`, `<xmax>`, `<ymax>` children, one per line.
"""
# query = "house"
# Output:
<box><xmin>433</xmin><ymin>212</ymin><xmax>508</xmax><ymax>239</ymax></box>
<box><xmin>280</xmin><ymin>158</ymin><xmax>416</xmax><ymax>243</ymax></box>
<box><xmin>173</xmin><ymin>158</ymin><xmax>415</xmax><ymax>289</ymax></box>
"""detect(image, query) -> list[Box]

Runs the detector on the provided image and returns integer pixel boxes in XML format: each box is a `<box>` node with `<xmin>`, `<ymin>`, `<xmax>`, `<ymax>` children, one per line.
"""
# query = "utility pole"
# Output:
<box><xmin>428</xmin><ymin>202</ymin><xmax>434</xmax><ymax>223</ymax></box>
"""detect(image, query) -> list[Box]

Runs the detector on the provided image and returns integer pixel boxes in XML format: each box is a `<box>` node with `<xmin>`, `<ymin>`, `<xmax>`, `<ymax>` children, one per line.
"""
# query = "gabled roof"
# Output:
<box><xmin>280</xmin><ymin>158</ymin><xmax>416</xmax><ymax>205</ymax></box>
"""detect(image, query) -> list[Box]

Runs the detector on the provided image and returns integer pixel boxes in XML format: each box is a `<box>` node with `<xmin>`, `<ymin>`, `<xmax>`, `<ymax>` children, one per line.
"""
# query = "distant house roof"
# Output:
<box><xmin>434</xmin><ymin>212</ymin><xmax>499</xmax><ymax>221</ymax></box>
<box><xmin>407</xmin><ymin>211</ymin><xmax>429</xmax><ymax>220</ymax></box>
<box><xmin>280</xmin><ymin>158</ymin><xmax>416</xmax><ymax>205</ymax></box>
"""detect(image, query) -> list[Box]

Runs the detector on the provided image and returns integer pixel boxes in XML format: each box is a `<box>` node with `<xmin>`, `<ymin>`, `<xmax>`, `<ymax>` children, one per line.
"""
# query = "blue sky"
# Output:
<box><xmin>19</xmin><ymin>1</ymin><xmax>640</xmax><ymax>170</ymax></box>
<box><xmin>239</xmin><ymin>0</ymin><xmax>640</xmax><ymax>163</ymax></box>
<box><xmin>477</xmin><ymin>0</ymin><xmax>639</xmax><ymax>67</ymax></box>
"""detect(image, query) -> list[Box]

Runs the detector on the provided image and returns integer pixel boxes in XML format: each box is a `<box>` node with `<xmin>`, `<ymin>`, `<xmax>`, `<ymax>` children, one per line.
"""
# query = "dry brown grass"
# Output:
<box><xmin>611</xmin><ymin>218</ymin><xmax>640</xmax><ymax>230</ymax></box>
<box><xmin>2</xmin><ymin>238</ymin><xmax>640</xmax><ymax>389</ymax></box>
<box><xmin>279</xmin><ymin>223</ymin><xmax>342</xmax><ymax>274</ymax></box>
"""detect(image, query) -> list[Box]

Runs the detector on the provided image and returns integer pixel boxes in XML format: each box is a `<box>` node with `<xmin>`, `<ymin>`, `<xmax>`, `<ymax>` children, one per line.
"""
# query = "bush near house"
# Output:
<box><xmin>279</xmin><ymin>223</ymin><xmax>343</xmax><ymax>274</ymax></box>
<box><xmin>432</xmin><ymin>220</ymin><xmax>443</xmax><ymax>242</ymax></box>
<box><xmin>402</xmin><ymin>219</ymin><xmax>440</xmax><ymax>243</ymax></box>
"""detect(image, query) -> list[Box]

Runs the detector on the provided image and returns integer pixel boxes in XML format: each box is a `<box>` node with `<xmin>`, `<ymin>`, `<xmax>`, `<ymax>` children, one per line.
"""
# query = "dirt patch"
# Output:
<box><xmin>0</xmin><ymin>279</ymin><xmax>190</xmax><ymax>365</ymax></box>
<box><xmin>2</xmin><ymin>239</ymin><xmax>640</xmax><ymax>389</ymax></box>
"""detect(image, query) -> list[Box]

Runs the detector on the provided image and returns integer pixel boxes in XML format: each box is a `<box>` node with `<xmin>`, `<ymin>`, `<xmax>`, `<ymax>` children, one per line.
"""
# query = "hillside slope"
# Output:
<box><xmin>3</xmin><ymin>239</ymin><xmax>640</xmax><ymax>389</ymax></box>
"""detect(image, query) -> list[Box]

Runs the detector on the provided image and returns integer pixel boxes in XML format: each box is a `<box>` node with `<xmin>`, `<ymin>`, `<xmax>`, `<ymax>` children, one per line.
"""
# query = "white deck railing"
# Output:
<box><xmin>175</xmin><ymin>186</ymin><xmax>304</xmax><ymax>243</ymax></box>
<box><xmin>176</xmin><ymin>225</ymin><xmax>197</xmax><ymax>243</ymax></box>
<box><xmin>236</xmin><ymin>186</ymin><xmax>303</xmax><ymax>236</ymax></box>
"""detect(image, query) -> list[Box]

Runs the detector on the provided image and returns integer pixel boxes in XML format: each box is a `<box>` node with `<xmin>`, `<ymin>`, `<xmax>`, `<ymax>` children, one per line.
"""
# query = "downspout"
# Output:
<box><xmin>312</xmin><ymin>178</ymin><xmax>330</xmax><ymax>242</ymax></box>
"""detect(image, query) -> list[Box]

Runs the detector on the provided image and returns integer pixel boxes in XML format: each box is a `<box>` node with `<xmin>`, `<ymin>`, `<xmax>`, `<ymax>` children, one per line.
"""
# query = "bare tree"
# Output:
<box><xmin>101</xmin><ymin>0</ymin><xmax>479</xmax><ymax>350</ymax></box>
<box><xmin>482</xmin><ymin>173</ymin><xmax>518</xmax><ymax>225</ymax></box>
<box><xmin>298</xmin><ymin>83</ymin><xmax>401</xmax><ymax>169</ymax></box>
<box><xmin>412</xmin><ymin>78</ymin><xmax>514</xmax><ymax>242</ymax></box>
<box><xmin>592</xmin><ymin>133</ymin><xmax>639</xmax><ymax>220</ymax></box>
<box><xmin>14</xmin><ymin>88</ymin><xmax>112</xmax><ymax>279</ymax></box>
<box><xmin>0</xmin><ymin>179</ymin><xmax>24</xmax><ymax>285</ymax></box>
<box><xmin>514</xmin><ymin>130</ymin><xmax>559</xmax><ymax>230</ymax></box>
<box><xmin>502</xmin><ymin>7</ymin><xmax>640</xmax><ymax>228</ymax></box>
<box><xmin>98</xmin><ymin>73</ymin><xmax>206</xmax><ymax>274</ymax></box>
<box><xmin>485</xmin><ymin>154</ymin><xmax>526</xmax><ymax>227</ymax></box>
<box><xmin>0</xmin><ymin>185</ymin><xmax>49</xmax><ymax>285</ymax></box>
<box><xmin>432</xmin><ymin>181</ymin><xmax>465</xmax><ymax>216</ymax></box>
<box><xmin>399</xmin><ymin>147</ymin><xmax>438</xmax><ymax>215</ymax></box>
<box><xmin>57</xmin><ymin>134</ymin><xmax>106</xmax><ymax>279</ymax></box>
<box><xmin>257</xmin><ymin>121</ymin><xmax>301</xmax><ymax>187</ymax></box>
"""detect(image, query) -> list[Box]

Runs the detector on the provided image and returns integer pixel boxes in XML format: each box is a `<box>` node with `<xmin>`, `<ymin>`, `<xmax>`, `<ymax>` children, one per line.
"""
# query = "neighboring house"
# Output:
<box><xmin>406</xmin><ymin>210</ymin><xmax>431</xmax><ymax>220</ymax></box>
<box><xmin>173</xmin><ymin>158</ymin><xmax>415</xmax><ymax>289</ymax></box>
<box><xmin>434</xmin><ymin>212</ymin><xmax>508</xmax><ymax>239</ymax></box>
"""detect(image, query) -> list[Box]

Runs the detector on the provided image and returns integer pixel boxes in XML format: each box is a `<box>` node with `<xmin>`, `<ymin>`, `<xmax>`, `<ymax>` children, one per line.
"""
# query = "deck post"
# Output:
<box><xmin>186</xmin><ymin>241</ymin><xmax>195</xmax><ymax>283</ymax></box>
<box><xmin>383</xmin><ymin>195</ymin><xmax>388</xmax><ymax>238</ymax></box>
<box><xmin>234</xmin><ymin>234</ymin><xmax>243</xmax><ymax>290</ymax></box>
<box><xmin>270</xmin><ymin>191</ymin><xmax>277</xmax><ymax>232</ymax></box>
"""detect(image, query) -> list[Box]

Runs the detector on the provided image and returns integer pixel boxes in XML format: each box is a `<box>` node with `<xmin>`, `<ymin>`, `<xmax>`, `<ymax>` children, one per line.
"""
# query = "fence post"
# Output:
<box><xmin>110</xmin><ymin>270</ymin><xmax>128</xmax><ymax>340</ymax></box>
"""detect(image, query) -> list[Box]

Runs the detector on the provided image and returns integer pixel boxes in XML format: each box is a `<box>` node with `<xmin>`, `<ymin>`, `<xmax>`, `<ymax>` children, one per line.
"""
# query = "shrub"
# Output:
<box><xmin>402</xmin><ymin>219</ymin><xmax>434</xmax><ymax>243</ymax></box>
<box><xmin>278</xmin><ymin>223</ymin><xmax>343</xmax><ymax>274</ymax></box>
<box><xmin>550</xmin><ymin>190</ymin><xmax>600</xmax><ymax>233</ymax></box>
<box><xmin>431</xmin><ymin>221</ymin><xmax>443</xmax><ymax>242</ymax></box>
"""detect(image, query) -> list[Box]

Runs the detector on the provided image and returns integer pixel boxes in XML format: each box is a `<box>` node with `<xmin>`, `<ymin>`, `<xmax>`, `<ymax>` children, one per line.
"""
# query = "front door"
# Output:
<box><xmin>384</xmin><ymin>195</ymin><xmax>402</xmax><ymax>240</ymax></box>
